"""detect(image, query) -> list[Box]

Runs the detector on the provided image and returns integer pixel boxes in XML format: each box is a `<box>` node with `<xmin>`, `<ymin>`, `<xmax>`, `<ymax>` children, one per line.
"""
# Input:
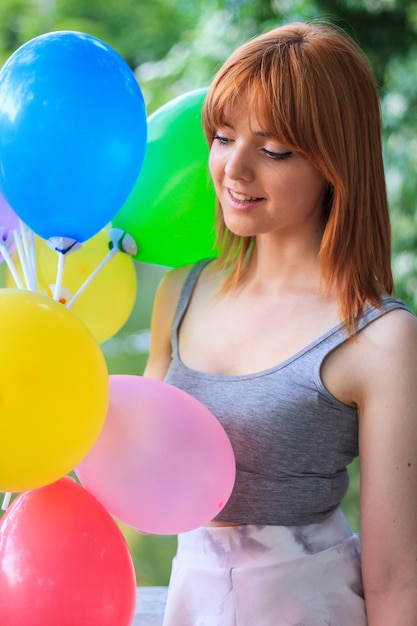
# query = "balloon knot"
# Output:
<box><xmin>108</xmin><ymin>228</ymin><xmax>138</xmax><ymax>256</ymax></box>
<box><xmin>47</xmin><ymin>237</ymin><xmax>82</xmax><ymax>255</ymax></box>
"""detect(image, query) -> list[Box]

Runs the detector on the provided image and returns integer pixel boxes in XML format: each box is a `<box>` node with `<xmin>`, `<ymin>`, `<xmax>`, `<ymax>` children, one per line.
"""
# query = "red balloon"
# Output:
<box><xmin>0</xmin><ymin>477</ymin><xmax>136</xmax><ymax>626</ymax></box>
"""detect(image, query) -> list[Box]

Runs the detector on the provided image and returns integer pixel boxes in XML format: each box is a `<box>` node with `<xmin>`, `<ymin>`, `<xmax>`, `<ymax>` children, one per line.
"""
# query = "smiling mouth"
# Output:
<box><xmin>229</xmin><ymin>189</ymin><xmax>263</xmax><ymax>202</ymax></box>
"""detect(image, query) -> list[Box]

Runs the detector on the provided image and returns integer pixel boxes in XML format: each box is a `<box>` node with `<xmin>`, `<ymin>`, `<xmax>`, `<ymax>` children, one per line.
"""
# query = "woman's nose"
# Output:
<box><xmin>224</xmin><ymin>146</ymin><xmax>254</xmax><ymax>181</ymax></box>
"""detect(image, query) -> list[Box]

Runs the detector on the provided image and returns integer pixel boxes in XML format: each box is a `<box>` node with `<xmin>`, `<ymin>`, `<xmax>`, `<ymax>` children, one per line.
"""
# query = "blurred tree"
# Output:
<box><xmin>54</xmin><ymin>0</ymin><xmax>192</xmax><ymax>67</ymax></box>
<box><xmin>0</xmin><ymin>0</ymin><xmax>190</xmax><ymax>66</ymax></box>
<box><xmin>317</xmin><ymin>0</ymin><xmax>417</xmax><ymax>85</ymax></box>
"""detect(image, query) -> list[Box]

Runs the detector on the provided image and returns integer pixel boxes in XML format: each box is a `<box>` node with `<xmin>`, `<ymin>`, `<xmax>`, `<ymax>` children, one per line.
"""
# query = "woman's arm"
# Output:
<box><xmin>357</xmin><ymin>309</ymin><xmax>417</xmax><ymax>625</ymax></box>
<box><xmin>143</xmin><ymin>265</ymin><xmax>191</xmax><ymax>380</ymax></box>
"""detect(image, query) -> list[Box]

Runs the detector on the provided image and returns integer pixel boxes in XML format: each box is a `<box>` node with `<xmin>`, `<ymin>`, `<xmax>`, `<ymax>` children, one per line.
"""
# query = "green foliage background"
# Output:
<box><xmin>0</xmin><ymin>0</ymin><xmax>415</xmax><ymax>586</ymax></box>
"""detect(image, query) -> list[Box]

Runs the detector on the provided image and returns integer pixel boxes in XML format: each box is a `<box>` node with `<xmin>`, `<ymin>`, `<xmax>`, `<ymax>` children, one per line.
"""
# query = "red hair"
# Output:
<box><xmin>202</xmin><ymin>22</ymin><xmax>393</xmax><ymax>332</ymax></box>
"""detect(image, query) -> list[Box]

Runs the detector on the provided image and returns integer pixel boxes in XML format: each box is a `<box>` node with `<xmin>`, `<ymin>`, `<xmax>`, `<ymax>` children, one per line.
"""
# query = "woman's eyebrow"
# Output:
<box><xmin>221</xmin><ymin>120</ymin><xmax>273</xmax><ymax>139</ymax></box>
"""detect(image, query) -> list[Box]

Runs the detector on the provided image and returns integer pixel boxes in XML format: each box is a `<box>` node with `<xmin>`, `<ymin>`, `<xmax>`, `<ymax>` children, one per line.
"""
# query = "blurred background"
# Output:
<box><xmin>0</xmin><ymin>0</ymin><xmax>416</xmax><ymax>586</ymax></box>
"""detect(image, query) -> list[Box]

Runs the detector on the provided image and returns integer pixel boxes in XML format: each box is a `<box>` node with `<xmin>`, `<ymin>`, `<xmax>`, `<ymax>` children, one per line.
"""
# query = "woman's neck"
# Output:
<box><xmin>243</xmin><ymin>235</ymin><xmax>323</xmax><ymax>293</ymax></box>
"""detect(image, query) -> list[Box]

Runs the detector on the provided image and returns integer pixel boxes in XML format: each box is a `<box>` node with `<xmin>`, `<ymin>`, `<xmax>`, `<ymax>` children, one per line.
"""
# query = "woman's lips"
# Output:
<box><xmin>227</xmin><ymin>188</ymin><xmax>264</xmax><ymax>209</ymax></box>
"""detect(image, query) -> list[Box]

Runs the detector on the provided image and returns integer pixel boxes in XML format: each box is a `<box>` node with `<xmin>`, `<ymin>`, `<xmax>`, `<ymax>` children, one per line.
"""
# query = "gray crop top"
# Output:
<box><xmin>164</xmin><ymin>259</ymin><xmax>413</xmax><ymax>526</ymax></box>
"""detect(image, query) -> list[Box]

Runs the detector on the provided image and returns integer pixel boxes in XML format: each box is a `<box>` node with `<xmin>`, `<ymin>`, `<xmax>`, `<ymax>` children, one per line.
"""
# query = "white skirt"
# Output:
<box><xmin>162</xmin><ymin>507</ymin><xmax>367</xmax><ymax>626</ymax></box>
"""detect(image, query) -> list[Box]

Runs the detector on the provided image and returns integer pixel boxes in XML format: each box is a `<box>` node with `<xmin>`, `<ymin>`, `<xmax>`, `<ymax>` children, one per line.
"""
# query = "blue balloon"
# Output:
<box><xmin>0</xmin><ymin>31</ymin><xmax>147</xmax><ymax>243</ymax></box>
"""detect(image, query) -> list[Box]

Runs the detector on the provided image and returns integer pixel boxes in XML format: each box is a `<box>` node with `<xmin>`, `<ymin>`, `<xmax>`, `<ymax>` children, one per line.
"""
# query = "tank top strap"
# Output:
<box><xmin>357</xmin><ymin>296</ymin><xmax>412</xmax><ymax>330</ymax></box>
<box><xmin>311</xmin><ymin>296</ymin><xmax>414</xmax><ymax>368</ymax></box>
<box><xmin>170</xmin><ymin>259</ymin><xmax>213</xmax><ymax>355</ymax></box>
<box><xmin>170</xmin><ymin>264</ymin><xmax>414</xmax><ymax>370</ymax></box>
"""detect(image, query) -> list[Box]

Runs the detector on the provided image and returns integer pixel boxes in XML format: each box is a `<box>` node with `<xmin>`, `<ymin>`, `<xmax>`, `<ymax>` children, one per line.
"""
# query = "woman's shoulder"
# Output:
<box><xmin>158</xmin><ymin>263</ymin><xmax>194</xmax><ymax>296</ymax></box>
<box><xmin>157</xmin><ymin>259</ymin><xmax>214</xmax><ymax>300</ymax></box>
<box><xmin>351</xmin><ymin>303</ymin><xmax>417</xmax><ymax>400</ymax></box>
<box><xmin>361</xmin><ymin>299</ymin><xmax>417</xmax><ymax>351</ymax></box>
<box><xmin>144</xmin><ymin>263</ymin><xmax>200</xmax><ymax>379</ymax></box>
<box><xmin>153</xmin><ymin>259</ymin><xmax>214</xmax><ymax>319</ymax></box>
<box><xmin>151</xmin><ymin>266</ymin><xmax>193</xmax><ymax>333</ymax></box>
<box><xmin>325</xmin><ymin>301</ymin><xmax>417</xmax><ymax>407</ymax></box>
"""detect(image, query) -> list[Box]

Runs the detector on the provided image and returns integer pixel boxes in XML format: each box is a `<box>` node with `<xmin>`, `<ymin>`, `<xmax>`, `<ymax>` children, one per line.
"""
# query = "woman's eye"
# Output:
<box><xmin>263</xmin><ymin>149</ymin><xmax>293</xmax><ymax>160</ymax></box>
<box><xmin>213</xmin><ymin>133</ymin><xmax>231</xmax><ymax>145</ymax></box>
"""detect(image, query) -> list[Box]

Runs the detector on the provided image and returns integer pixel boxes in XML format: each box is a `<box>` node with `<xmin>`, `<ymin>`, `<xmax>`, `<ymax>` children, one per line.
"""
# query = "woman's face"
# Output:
<box><xmin>209</xmin><ymin>101</ymin><xmax>328</xmax><ymax>242</ymax></box>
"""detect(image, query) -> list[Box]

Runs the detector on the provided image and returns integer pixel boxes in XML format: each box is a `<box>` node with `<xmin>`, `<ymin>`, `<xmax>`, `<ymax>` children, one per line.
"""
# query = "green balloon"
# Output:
<box><xmin>112</xmin><ymin>88</ymin><xmax>217</xmax><ymax>267</ymax></box>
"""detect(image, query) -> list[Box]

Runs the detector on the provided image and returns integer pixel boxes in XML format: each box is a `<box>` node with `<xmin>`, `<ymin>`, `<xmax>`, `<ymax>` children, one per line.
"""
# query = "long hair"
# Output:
<box><xmin>202</xmin><ymin>22</ymin><xmax>393</xmax><ymax>332</ymax></box>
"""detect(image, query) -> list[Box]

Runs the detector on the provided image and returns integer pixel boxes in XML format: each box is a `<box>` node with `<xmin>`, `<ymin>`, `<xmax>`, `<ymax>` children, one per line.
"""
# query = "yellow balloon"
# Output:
<box><xmin>6</xmin><ymin>230</ymin><xmax>137</xmax><ymax>343</ymax></box>
<box><xmin>0</xmin><ymin>289</ymin><xmax>109</xmax><ymax>492</ymax></box>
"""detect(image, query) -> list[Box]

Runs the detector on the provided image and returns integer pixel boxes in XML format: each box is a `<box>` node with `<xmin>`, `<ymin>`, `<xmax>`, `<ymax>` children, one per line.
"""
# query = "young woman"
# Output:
<box><xmin>144</xmin><ymin>21</ymin><xmax>417</xmax><ymax>626</ymax></box>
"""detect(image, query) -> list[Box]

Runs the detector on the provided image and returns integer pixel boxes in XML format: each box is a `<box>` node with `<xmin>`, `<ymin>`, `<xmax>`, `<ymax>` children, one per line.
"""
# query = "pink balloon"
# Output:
<box><xmin>0</xmin><ymin>193</ymin><xmax>20</xmax><ymax>262</ymax></box>
<box><xmin>76</xmin><ymin>375</ymin><xmax>236</xmax><ymax>534</ymax></box>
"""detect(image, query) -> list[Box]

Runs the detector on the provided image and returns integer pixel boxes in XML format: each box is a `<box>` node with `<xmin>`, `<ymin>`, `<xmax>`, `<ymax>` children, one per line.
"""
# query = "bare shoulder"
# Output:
<box><xmin>143</xmin><ymin>264</ymin><xmax>193</xmax><ymax>379</ymax></box>
<box><xmin>150</xmin><ymin>263</ymin><xmax>196</xmax><ymax>339</ymax></box>
<box><xmin>323</xmin><ymin>305</ymin><xmax>417</xmax><ymax>407</ymax></box>
<box><xmin>154</xmin><ymin>264</ymin><xmax>193</xmax><ymax>306</ymax></box>
<box><xmin>349</xmin><ymin>305</ymin><xmax>417</xmax><ymax>410</ymax></box>
<box><xmin>357</xmin><ymin>306</ymin><xmax>417</xmax><ymax>370</ymax></box>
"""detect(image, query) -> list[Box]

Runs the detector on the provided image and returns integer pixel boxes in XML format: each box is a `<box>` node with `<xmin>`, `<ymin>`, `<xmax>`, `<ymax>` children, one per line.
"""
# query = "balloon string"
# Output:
<box><xmin>0</xmin><ymin>241</ymin><xmax>24</xmax><ymax>289</ymax></box>
<box><xmin>29</xmin><ymin>229</ymin><xmax>37</xmax><ymax>287</ymax></box>
<box><xmin>53</xmin><ymin>251</ymin><xmax>66</xmax><ymax>300</ymax></box>
<box><xmin>66</xmin><ymin>246</ymin><xmax>119</xmax><ymax>309</ymax></box>
<box><xmin>1</xmin><ymin>492</ymin><xmax>11</xmax><ymax>511</ymax></box>
<box><xmin>19</xmin><ymin>220</ymin><xmax>37</xmax><ymax>291</ymax></box>
<box><xmin>13</xmin><ymin>229</ymin><xmax>35</xmax><ymax>291</ymax></box>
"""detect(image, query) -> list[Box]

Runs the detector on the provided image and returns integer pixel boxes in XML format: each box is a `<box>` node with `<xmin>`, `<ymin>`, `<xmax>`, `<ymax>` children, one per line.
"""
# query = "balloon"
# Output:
<box><xmin>0</xmin><ymin>289</ymin><xmax>109</xmax><ymax>492</ymax></box>
<box><xmin>0</xmin><ymin>31</ymin><xmax>147</xmax><ymax>242</ymax></box>
<box><xmin>0</xmin><ymin>192</ymin><xmax>19</xmax><ymax>262</ymax></box>
<box><xmin>76</xmin><ymin>375</ymin><xmax>236</xmax><ymax>534</ymax></box>
<box><xmin>112</xmin><ymin>88</ymin><xmax>217</xmax><ymax>267</ymax></box>
<box><xmin>6</xmin><ymin>230</ymin><xmax>137</xmax><ymax>343</ymax></box>
<box><xmin>0</xmin><ymin>477</ymin><xmax>136</xmax><ymax>626</ymax></box>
